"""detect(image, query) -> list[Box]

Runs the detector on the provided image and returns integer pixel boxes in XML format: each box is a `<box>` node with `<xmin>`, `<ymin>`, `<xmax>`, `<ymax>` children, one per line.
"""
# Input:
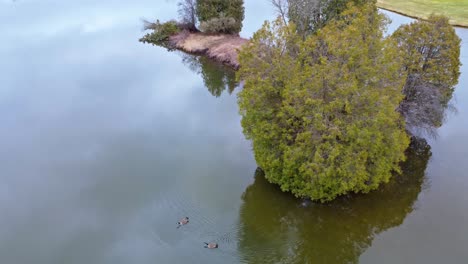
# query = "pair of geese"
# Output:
<box><xmin>177</xmin><ymin>216</ymin><xmax>219</xmax><ymax>249</ymax></box>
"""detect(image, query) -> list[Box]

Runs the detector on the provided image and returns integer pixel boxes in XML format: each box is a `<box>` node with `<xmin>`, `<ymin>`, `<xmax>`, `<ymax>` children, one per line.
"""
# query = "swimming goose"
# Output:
<box><xmin>204</xmin><ymin>242</ymin><xmax>218</xmax><ymax>249</ymax></box>
<box><xmin>177</xmin><ymin>217</ymin><xmax>189</xmax><ymax>228</ymax></box>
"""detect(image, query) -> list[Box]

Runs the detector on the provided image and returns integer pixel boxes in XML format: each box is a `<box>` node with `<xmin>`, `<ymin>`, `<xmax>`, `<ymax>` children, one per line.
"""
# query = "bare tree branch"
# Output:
<box><xmin>178</xmin><ymin>0</ymin><xmax>197</xmax><ymax>30</ymax></box>
<box><xmin>271</xmin><ymin>0</ymin><xmax>289</xmax><ymax>24</ymax></box>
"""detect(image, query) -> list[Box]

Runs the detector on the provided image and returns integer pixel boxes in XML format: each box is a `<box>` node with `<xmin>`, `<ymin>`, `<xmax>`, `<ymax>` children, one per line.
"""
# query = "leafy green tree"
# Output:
<box><xmin>226</xmin><ymin>0</ymin><xmax>245</xmax><ymax>32</ymax></box>
<box><xmin>196</xmin><ymin>0</ymin><xmax>226</xmax><ymax>22</ymax></box>
<box><xmin>238</xmin><ymin>4</ymin><xmax>409</xmax><ymax>202</ymax></box>
<box><xmin>392</xmin><ymin>15</ymin><xmax>461</xmax><ymax>135</ymax></box>
<box><xmin>272</xmin><ymin>0</ymin><xmax>375</xmax><ymax>36</ymax></box>
<box><xmin>196</xmin><ymin>0</ymin><xmax>245</xmax><ymax>33</ymax></box>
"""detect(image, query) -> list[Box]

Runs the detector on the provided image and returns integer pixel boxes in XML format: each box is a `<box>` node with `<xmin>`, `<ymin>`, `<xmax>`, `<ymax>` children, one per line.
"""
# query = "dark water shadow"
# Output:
<box><xmin>237</xmin><ymin>139</ymin><xmax>431</xmax><ymax>264</ymax></box>
<box><xmin>180</xmin><ymin>53</ymin><xmax>239</xmax><ymax>97</ymax></box>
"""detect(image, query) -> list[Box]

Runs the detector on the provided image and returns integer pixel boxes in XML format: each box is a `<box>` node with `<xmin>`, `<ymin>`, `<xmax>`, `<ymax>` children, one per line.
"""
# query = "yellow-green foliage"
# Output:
<box><xmin>139</xmin><ymin>20</ymin><xmax>180</xmax><ymax>48</ymax></box>
<box><xmin>288</xmin><ymin>0</ymin><xmax>376</xmax><ymax>36</ymax></box>
<box><xmin>238</xmin><ymin>4</ymin><xmax>410</xmax><ymax>202</ymax></box>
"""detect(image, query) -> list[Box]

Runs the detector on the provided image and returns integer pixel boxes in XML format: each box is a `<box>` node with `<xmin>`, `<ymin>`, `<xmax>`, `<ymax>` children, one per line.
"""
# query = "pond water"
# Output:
<box><xmin>0</xmin><ymin>1</ymin><xmax>467</xmax><ymax>263</ymax></box>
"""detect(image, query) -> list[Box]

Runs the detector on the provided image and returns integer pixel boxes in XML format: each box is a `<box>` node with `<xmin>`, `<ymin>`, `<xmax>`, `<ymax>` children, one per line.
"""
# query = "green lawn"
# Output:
<box><xmin>377</xmin><ymin>0</ymin><xmax>468</xmax><ymax>27</ymax></box>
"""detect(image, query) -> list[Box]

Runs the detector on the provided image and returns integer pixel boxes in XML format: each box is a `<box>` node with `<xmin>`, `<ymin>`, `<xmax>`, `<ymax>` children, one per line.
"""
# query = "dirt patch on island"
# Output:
<box><xmin>170</xmin><ymin>31</ymin><xmax>249</xmax><ymax>69</ymax></box>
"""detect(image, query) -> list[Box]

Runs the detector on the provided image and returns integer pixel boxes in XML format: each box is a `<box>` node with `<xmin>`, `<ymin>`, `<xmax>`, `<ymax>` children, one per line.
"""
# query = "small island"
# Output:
<box><xmin>140</xmin><ymin>0</ymin><xmax>247</xmax><ymax>68</ymax></box>
<box><xmin>141</xmin><ymin>0</ymin><xmax>461</xmax><ymax>202</ymax></box>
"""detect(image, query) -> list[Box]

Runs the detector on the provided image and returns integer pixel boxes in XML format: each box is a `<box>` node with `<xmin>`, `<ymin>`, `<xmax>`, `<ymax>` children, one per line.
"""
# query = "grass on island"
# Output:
<box><xmin>171</xmin><ymin>32</ymin><xmax>248</xmax><ymax>68</ymax></box>
<box><xmin>377</xmin><ymin>0</ymin><xmax>468</xmax><ymax>27</ymax></box>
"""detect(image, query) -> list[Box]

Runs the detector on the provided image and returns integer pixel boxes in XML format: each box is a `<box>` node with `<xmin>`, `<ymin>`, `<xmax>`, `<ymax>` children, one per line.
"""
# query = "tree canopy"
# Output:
<box><xmin>196</xmin><ymin>0</ymin><xmax>245</xmax><ymax>33</ymax></box>
<box><xmin>272</xmin><ymin>0</ymin><xmax>375</xmax><ymax>36</ymax></box>
<box><xmin>238</xmin><ymin>3</ymin><xmax>410</xmax><ymax>202</ymax></box>
<box><xmin>392</xmin><ymin>15</ymin><xmax>461</xmax><ymax>135</ymax></box>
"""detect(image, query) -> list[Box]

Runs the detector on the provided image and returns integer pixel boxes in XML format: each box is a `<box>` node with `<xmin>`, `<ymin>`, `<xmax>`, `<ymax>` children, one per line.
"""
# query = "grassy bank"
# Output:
<box><xmin>377</xmin><ymin>0</ymin><xmax>468</xmax><ymax>27</ymax></box>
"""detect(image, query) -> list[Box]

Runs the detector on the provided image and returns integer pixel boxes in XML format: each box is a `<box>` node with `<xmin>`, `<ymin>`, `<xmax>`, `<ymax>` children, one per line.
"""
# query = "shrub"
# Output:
<box><xmin>139</xmin><ymin>20</ymin><xmax>181</xmax><ymax>48</ymax></box>
<box><xmin>196</xmin><ymin>0</ymin><xmax>244</xmax><ymax>33</ymax></box>
<box><xmin>199</xmin><ymin>16</ymin><xmax>239</xmax><ymax>34</ymax></box>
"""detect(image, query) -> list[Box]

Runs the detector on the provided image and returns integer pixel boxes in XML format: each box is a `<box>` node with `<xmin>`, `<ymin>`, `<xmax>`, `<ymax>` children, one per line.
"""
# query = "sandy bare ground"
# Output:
<box><xmin>170</xmin><ymin>31</ymin><xmax>248</xmax><ymax>69</ymax></box>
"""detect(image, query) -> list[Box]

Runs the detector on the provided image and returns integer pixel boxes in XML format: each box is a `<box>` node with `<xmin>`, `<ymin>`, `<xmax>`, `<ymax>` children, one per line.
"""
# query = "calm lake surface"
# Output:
<box><xmin>0</xmin><ymin>1</ymin><xmax>467</xmax><ymax>263</ymax></box>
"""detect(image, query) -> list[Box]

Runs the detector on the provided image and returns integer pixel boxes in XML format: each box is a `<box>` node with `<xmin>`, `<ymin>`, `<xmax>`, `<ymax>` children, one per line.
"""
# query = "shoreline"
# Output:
<box><xmin>377</xmin><ymin>1</ymin><xmax>468</xmax><ymax>28</ymax></box>
<box><xmin>169</xmin><ymin>31</ymin><xmax>248</xmax><ymax>69</ymax></box>
<box><xmin>164</xmin><ymin>7</ymin><xmax>466</xmax><ymax>70</ymax></box>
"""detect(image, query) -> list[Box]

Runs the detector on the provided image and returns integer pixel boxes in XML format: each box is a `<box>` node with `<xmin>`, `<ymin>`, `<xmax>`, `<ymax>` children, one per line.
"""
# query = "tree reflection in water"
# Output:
<box><xmin>181</xmin><ymin>54</ymin><xmax>238</xmax><ymax>97</ymax></box>
<box><xmin>238</xmin><ymin>138</ymin><xmax>431</xmax><ymax>264</ymax></box>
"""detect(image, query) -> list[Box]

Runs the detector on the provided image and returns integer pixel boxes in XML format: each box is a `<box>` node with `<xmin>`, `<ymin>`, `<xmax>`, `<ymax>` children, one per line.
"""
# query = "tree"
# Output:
<box><xmin>196</xmin><ymin>0</ymin><xmax>245</xmax><ymax>34</ymax></box>
<box><xmin>238</xmin><ymin>4</ymin><xmax>410</xmax><ymax>202</ymax></box>
<box><xmin>392</xmin><ymin>15</ymin><xmax>461</xmax><ymax>135</ymax></box>
<box><xmin>226</xmin><ymin>0</ymin><xmax>245</xmax><ymax>32</ymax></box>
<box><xmin>271</xmin><ymin>0</ymin><xmax>375</xmax><ymax>36</ymax></box>
<box><xmin>178</xmin><ymin>0</ymin><xmax>198</xmax><ymax>31</ymax></box>
<box><xmin>270</xmin><ymin>0</ymin><xmax>288</xmax><ymax>24</ymax></box>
